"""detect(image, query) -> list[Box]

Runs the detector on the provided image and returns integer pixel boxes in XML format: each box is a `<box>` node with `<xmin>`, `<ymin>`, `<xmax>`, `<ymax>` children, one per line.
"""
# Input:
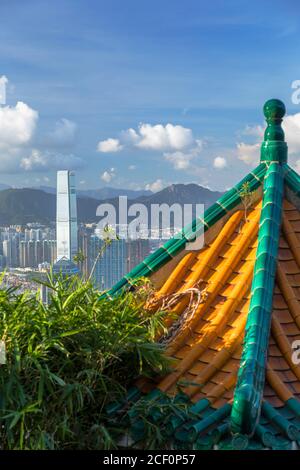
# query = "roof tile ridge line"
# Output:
<box><xmin>102</xmin><ymin>163</ymin><xmax>267</xmax><ymax>299</ymax></box>
<box><xmin>230</xmin><ymin>161</ymin><xmax>284</xmax><ymax>437</ymax></box>
<box><xmin>284</xmin><ymin>163</ymin><xmax>300</xmax><ymax>196</ymax></box>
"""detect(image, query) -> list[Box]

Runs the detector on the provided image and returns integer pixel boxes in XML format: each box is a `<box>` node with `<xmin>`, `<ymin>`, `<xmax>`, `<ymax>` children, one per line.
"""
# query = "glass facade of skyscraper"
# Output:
<box><xmin>56</xmin><ymin>170</ymin><xmax>78</xmax><ymax>261</ymax></box>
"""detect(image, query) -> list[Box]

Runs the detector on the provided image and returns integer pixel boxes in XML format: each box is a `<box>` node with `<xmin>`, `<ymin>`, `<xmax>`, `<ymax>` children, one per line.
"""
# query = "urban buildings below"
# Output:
<box><xmin>0</xmin><ymin>173</ymin><xmax>177</xmax><ymax>295</ymax></box>
<box><xmin>0</xmin><ymin>220</ymin><xmax>168</xmax><ymax>292</ymax></box>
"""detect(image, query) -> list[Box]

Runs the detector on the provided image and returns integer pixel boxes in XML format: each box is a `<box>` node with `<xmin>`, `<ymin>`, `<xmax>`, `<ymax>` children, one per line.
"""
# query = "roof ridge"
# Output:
<box><xmin>230</xmin><ymin>162</ymin><xmax>285</xmax><ymax>436</ymax></box>
<box><xmin>284</xmin><ymin>163</ymin><xmax>300</xmax><ymax>197</ymax></box>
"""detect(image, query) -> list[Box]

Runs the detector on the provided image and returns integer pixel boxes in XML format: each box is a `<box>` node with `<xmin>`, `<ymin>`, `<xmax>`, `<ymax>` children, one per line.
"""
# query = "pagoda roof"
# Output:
<box><xmin>106</xmin><ymin>99</ymin><xmax>300</xmax><ymax>449</ymax></box>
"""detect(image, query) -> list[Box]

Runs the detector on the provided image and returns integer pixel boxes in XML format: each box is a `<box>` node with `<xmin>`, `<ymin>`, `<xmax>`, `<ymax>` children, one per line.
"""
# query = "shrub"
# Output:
<box><xmin>0</xmin><ymin>274</ymin><xmax>169</xmax><ymax>449</ymax></box>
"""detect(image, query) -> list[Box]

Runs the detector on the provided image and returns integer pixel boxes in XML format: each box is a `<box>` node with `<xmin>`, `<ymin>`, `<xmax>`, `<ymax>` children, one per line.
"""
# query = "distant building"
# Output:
<box><xmin>56</xmin><ymin>170</ymin><xmax>78</xmax><ymax>262</ymax></box>
<box><xmin>3</xmin><ymin>237</ymin><xmax>19</xmax><ymax>267</ymax></box>
<box><xmin>53</xmin><ymin>256</ymin><xmax>80</xmax><ymax>277</ymax></box>
<box><xmin>19</xmin><ymin>240</ymin><xmax>48</xmax><ymax>268</ymax></box>
<box><xmin>42</xmin><ymin>240</ymin><xmax>57</xmax><ymax>265</ymax></box>
<box><xmin>126</xmin><ymin>239</ymin><xmax>150</xmax><ymax>272</ymax></box>
<box><xmin>78</xmin><ymin>226</ymin><xmax>91</xmax><ymax>277</ymax></box>
<box><xmin>89</xmin><ymin>235</ymin><xmax>127</xmax><ymax>290</ymax></box>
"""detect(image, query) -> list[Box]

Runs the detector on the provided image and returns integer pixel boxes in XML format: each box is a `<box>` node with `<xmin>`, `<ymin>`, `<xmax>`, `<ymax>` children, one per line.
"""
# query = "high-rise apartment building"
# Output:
<box><xmin>56</xmin><ymin>170</ymin><xmax>78</xmax><ymax>261</ymax></box>
<box><xmin>42</xmin><ymin>240</ymin><xmax>57</xmax><ymax>265</ymax></box>
<box><xmin>126</xmin><ymin>239</ymin><xmax>150</xmax><ymax>272</ymax></box>
<box><xmin>3</xmin><ymin>237</ymin><xmax>19</xmax><ymax>267</ymax></box>
<box><xmin>89</xmin><ymin>235</ymin><xmax>127</xmax><ymax>290</ymax></box>
<box><xmin>78</xmin><ymin>227</ymin><xmax>91</xmax><ymax>277</ymax></box>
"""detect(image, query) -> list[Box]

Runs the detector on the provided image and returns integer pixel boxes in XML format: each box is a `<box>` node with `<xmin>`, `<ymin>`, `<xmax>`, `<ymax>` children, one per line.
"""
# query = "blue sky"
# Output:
<box><xmin>1</xmin><ymin>0</ymin><xmax>300</xmax><ymax>191</ymax></box>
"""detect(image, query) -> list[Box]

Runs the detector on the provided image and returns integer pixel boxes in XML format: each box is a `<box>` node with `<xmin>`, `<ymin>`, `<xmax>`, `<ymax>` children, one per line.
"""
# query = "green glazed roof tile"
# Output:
<box><xmin>230</xmin><ymin>161</ymin><xmax>284</xmax><ymax>435</ymax></box>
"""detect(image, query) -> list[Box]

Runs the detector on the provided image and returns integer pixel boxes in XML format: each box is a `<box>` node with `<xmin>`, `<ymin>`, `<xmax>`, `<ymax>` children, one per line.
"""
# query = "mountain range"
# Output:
<box><xmin>0</xmin><ymin>184</ymin><xmax>223</xmax><ymax>225</ymax></box>
<box><xmin>34</xmin><ymin>186</ymin><xmax>152</xmax><ymax>200</ymax></box>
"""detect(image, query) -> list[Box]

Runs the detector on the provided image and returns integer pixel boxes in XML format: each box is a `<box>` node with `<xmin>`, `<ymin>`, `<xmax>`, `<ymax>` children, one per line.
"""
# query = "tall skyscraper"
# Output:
<box><xmin>56</xmin><ymin>170</ymin><xmax>78</xmax><ymax>261</ymax></box>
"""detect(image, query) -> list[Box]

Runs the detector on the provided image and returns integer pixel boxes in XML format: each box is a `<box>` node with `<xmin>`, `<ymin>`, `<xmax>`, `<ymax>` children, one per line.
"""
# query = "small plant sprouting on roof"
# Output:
<box><xmin>239</xmin><ymin>182</ymin><xmax>255</xmax><ymax>224</ymax></box>
<box><xmin>88</xmin><ymin>224</ymin><xmax>119</xmax><ymax>282</ymax></box>
<box><xmin>73</xmin><ymin>250</ymin><xmax>86</xmax><ymax>265</ymax></box>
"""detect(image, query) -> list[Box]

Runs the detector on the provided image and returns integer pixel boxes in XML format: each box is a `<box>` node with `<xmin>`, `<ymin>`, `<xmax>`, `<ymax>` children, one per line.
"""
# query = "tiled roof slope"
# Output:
<box><xmin>107</xmin><ymin>100</ymin><xmax>300</xmax><ymax>449</ymax></box>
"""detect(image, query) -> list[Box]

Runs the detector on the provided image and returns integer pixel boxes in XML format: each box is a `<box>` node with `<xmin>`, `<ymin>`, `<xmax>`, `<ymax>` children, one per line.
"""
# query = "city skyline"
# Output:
<box><xmin>0</xmin><ymin>170</ymin><xmax>158</xmax><ymax>291</ymax></box>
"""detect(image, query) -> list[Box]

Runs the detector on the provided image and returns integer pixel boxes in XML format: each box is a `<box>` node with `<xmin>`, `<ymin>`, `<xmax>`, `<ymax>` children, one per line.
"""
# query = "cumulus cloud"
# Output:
<box><xmin>134</xmin><ymin>123</ymin><xmax>194</xmax><ymax>151</ymax></box>
<box><xmin>0</xmin><ymin>75</ymin><xmax>8</xmax><ymax>104</ymax></box>
<box><xmin>237</xmin><ymin>112</ymin><xmax>300</xmax><ymax>166</ymax></box>
<box><xmin>237</xmin><ymin>142</ymin><xmax>260</xmax><ymax>165</ymax></box>
<box><xmin>213</xmin><ymin>156</ymin><xmax>227</xmax><ymax>169</ymax></box>
<box><xmin>283</xmin><ymin>113</ymin><xmax>300</xmax><ymax>155</ymax></box>
<box><xmin>0</xmin><ymin>78</ymin><xmax>84</xmax><ymax>173</ymax></box>
<box><xmin>101</xmin><ymin>168</ymin><xmax>116</xmax><ymax>183</ymax></box>
<box><xmin>20</xmin><ymin>149</ymin><xmax>84</xmax><ymax>171</ymax></box>
<box><xmin>97</xmin><ymin>123</ymin><xmax>203</xmax><ymax>171</ymax></box>
<box><xmin>145</xmin><ymin>179</ymin><xmax>165</xmax><ymax>192</ymax></box>
<box><xmin>97</xmin><ymin>138</ymin><xmax>123</xmax><ymax>153</ymax></box>
<box><xmin>163</xmin><ymin>140</ymin><xmax>203</xmax><ymax>170</ymax></box>
<box><xmin>46</xmin><ymin>118</ymin><xmax>77</xmax><ymax>147</ymax></box>
<box><xmin>0</xmin><ymin>100</ymin><xmax>39</xmax><ymax>172</ymax></box>
<box><xmin>294</xmin><ymin>160</ymin><xmax>300</xmax><ymax>173</ymax></box>
<box><xmin>128</xmin><ymin>164</ymin><xmax>136</xmax><ymax>170</ymax></box>
<box><xmin>0</xmin><ymin>101</ymin><xmax>38</xmax><ymax>149</ymax></box>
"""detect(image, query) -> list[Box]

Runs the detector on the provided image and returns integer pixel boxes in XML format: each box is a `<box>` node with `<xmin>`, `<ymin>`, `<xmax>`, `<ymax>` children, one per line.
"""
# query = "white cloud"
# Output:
<box><xmin>121</xmin><ymin>128</ymin><xmax>140</xmax><ymax>145</ymax></box>
<box><xmin>145</xmin><ymin>179</ymin><xmax>165</xmax><ymax>192</ymax></box>
<box><xmin>46</xmin><ymin>118</ymin><xmax>77</xmax><ymax>147</ymax></box>
<box><xmin>135</xmin><ymin>123</ymin><xmax>194</xmax><ymax>151</ymax></box>
<box><xmin>283</xmin><ymin>113</ymin><xmax>300</xmax><ymax>155</ymax></box>
<box><xmin>213</xmin><ymin>156</ymin><xmax>227</xmax><ymax>169</ymax></box>
<box><xmin>237</xmin><ymin>112</ymin><xmax>300</xmax><ymax>166</ymax></box>
<box><xmin>0</xmin><ymin>75</ymin><xmax>8</xmax><ymax>104</ymax></box>
<box><xmin>20</xmin><ymin>149</ymin><xmax>84</xmax><ymax>171</ymax></box>
<box><xmin>128</xmin><ymin>164</ymin><xmax>136</xmax><ymax>170</ymax></box>
<box><xmin>294</xmin><ymin>160</ymin><xmax>300</xmax><ymax>173</ymax></box>
<box><xmin>237</xmin><ymin>142</ymin><xmax>260</xmax><ymax>165</ymax></box>
<box><xmin>101</xmin><ymin>168</ymin><xmax>116</xmax><ymax>183</ymax></box>
<box><xmin>242</xmin><ymin>124</ymin><xmax>264</xmax><ymax>138</ymax></box>
<box><xmin>164</xmin><ymin>140</ymin><xmax>202</xmax><ymax>170</ymax></box>
<box><xmin>0</xmin><ymin>101</ymin><xmax>38</xmax><ymax>148</ymax></box>
<box><xmin>97</xmin><ymin>138</ymin><xmax>123</xmax><ymax>153</ymax></box>
<box><xmin>97</xmin><ymin>123</ymin><xmax>203</xmax><ymax>171</ymax></box>
<box><xmin>0</xmin><ymin>76</ymin><xmax>8</xmax><ymax>86</ymax></box>
<box><xmin>0</xmin><ymin>77</ymin><xmax>84</xmax><ymax>173</ymax></box>
<box><xmin>0</xmin><ymin>100</ymin><xmax>39</xmax><ymax>172</ymax></box>
<box><xmin>164</xmin><ymin>151</ymin><xmax>193</xmax><ymax>170</ymax></box>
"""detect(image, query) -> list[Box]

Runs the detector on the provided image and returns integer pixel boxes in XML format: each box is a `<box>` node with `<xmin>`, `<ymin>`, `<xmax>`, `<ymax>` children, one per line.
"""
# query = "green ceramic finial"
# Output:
<box><xmin>260</xmin><ymin>99</ymin><xmax>287</xmax><ymax>163</ymax></box>
<box><xmin>263</xmin><ymin>99</ymin><xmax>286</xmax><ymax>142</ymax></box>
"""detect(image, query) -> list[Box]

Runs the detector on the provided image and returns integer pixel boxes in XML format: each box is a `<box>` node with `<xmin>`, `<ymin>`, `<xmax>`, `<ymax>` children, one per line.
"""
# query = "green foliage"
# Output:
<box><xmin>0</xmin><ymin>274</ymin><xmax>169</xmax><ymax>449</ymax></box>
<box><xmin>239</xmin><ymin>182</ymin><xmax>254</xmax><ymax>223</ymax></box>
<box><xmin>73</xmin><ymin>250</ymin><xmax>86</xmax><ymax>265</ymax></box>
<box><xmin>88</xmin><ymin>225</ymin><xmax>120</xmax><ymax>282</ymax></box>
